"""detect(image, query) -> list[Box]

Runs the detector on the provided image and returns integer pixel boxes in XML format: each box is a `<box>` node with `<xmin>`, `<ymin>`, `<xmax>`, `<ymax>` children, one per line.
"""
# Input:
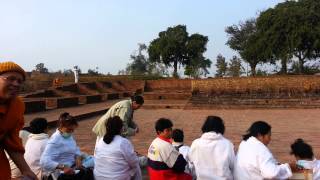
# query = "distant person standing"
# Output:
<box><xmin>0</xmin><ymin>61</ymin><xmax>37</xmax><ymax>180</ymax></box>
<box><xmin>92</xmin><ymin>95</ymin><xmax>144</xmax><ymax>141</ymax></box>
<box><xmin>73</xmin><ymin>66</ymin><xmax>80</xmax><ymax>83</ymax></box>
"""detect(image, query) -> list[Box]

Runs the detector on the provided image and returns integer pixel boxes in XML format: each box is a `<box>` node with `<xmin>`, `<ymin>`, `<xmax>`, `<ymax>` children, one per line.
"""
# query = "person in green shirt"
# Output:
<box><xmin>92</xmin><ymin>95</ymin><xmax>144</xmax><ymax>141</ymax></box>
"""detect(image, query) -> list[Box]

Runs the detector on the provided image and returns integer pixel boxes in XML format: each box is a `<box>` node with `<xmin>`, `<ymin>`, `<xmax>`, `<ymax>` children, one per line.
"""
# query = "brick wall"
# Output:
<box><xmin>192</xmin><ymin>76</ymin><xmax>320</xmax><ymax>97</ymax></box>
<box><xmin>145</xmin><ymin>79</ymin><xmax>191</xmax><ymax>92</ymax></box>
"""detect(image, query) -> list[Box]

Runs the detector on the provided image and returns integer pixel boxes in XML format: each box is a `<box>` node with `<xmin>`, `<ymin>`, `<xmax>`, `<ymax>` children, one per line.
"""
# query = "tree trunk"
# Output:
<box><xmin>298</xmin><ymin>57</ymin><xmax>305</xmax><ymax>74</ymax></box>
<box><xmin>250</xmin><ymin>63</ymin><xmax>257</xmax><ymax>76</ymax></box>
<box><xmin>280</xmin><ymin>58</ymin><xmax>287</xmax><ymax>74</ymax></box>
<box><xmin>173</xmin><ymin>60</ymin><xmax>178</xmax><ymax>78</ymax></box>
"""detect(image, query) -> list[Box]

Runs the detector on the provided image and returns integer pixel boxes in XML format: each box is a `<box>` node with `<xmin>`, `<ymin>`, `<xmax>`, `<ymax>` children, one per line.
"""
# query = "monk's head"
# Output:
<box><xmin>0</xmin><ymin>62</ymin><xmax>26</xmax><ymax>102</ymax></box>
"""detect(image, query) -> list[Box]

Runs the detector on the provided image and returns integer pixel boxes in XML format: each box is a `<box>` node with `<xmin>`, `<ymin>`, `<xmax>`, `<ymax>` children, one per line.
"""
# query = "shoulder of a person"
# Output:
<box><xmin>9</xmin><ymin>96</ymin><xmax>25</xmax><ymax>113</ymax></box>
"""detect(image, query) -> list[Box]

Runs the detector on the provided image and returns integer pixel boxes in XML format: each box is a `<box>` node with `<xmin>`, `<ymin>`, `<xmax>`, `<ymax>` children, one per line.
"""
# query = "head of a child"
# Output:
<box><xmin>291</xmin><ymin>139</ymin><xmax>314</xmax><ymax>161</ymax></box>
<box><xmin>172</xmin><ymin>129</ymin><xmax>184</xmax><ymax>143</ymax></box>
<box><xmin>155</xmin><ymin>118</ymin><xmax>173</xmax><ymax>139</ymax></box>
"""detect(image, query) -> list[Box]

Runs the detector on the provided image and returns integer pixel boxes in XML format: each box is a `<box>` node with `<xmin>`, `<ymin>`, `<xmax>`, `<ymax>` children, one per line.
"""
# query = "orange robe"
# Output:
<box><xmin>0</xmin><ymin>97</ymin><xmax>25</xmax><ymax>180</ymax></box>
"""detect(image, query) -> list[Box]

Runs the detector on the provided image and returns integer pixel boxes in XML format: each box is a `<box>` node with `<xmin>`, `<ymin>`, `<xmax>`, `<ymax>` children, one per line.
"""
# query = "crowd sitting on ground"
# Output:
<box><xmin>0</xmin><ymin>61</ymin><xmax>319</xmax><ymax>180</ymax></box>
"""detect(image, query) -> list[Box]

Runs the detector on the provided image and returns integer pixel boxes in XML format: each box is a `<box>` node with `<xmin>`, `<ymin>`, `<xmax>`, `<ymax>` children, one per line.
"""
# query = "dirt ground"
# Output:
<box><xmin>73</xmin><ymin>108</ymin><xmax>320</xmax><ymax>164</ymax></box>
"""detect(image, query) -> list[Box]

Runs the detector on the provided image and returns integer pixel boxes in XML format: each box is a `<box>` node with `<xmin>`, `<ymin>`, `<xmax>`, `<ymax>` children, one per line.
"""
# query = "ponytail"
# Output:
<box><xmin>243</xmin><ymin>121</ymin><xmax>271</xmax><ymax>141</ymax></box>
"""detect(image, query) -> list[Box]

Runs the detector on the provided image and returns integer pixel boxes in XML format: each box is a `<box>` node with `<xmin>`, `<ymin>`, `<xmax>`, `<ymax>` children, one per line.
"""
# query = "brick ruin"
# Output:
<box><xmin>22</xmin><ymin>75</ymin><xmax>320</xmax><ymax>113</ymax></box>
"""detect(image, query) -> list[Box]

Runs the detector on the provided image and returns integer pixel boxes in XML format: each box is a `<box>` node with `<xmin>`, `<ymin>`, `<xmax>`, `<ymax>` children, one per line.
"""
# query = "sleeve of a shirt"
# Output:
<box><xmin>40</xmin><ymin>140</ymin><xmax>60</xmax><ymax>171</ymax></box>
<box><xmin>121</xmin><ymin>139</ymin><xmax>139</xmax><ymax>169</ymax></box>
<box><xmin>259</xmin><ymin>148</ymin><xmax>292</xmax><ymax>179</ymax></box>
<box><xmin>119</xmin><ymin>108</ymin><xmax>136</xmax><ymax>137</ymax></box>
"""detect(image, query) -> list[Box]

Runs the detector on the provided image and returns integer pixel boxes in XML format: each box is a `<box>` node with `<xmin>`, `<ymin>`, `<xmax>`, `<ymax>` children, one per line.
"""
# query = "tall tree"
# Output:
<box><xmin>215</xmin><ymin>54</ymin><xmax>228</xmax><ymax>77</ymax></box>
<box><xmin>126</xmin><ymin>43</ymin><xmax>148</xmax><ymax>75</ymax></box>
<box><xmin>184</xmin><ymin>33</ymin><xmax>212</xmax><ymax>78</ymax></box>
<box><xmin>148</xmin><ymin>25</ymin><xmax>211</xmax><ymax>78</ymax></box>
<box><xmin>148</xmin><ymin>25</ymin><xmax>188</xmax><ymax>77</ymax></box>
<box><xmin>35</xmin><ymin>63</ymin><xmax>49</xmax><ymax>73</ymax></box>
<box><xmin>227</xmin><ymin>56</ymin><xmax>244</xmax><ymax>77</ymax></box>
<box><xmin>256</xmin><ymin>0</ymin><xmax>320</xmax><ymax>74</ymax></box>
<box><xmin>226</xmin><ymin>19</ymin><xmax>267</xmax><ymax>76</ymax></box>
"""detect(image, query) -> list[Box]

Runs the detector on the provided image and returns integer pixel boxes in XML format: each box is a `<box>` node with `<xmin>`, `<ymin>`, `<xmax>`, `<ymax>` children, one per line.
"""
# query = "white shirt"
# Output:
<box><xmin>188</xmin><ymin>132</ymin><xmax>235</xmax><ymax>180</ymax></box>
<box><xmin>24</xmin><ymin>133</ymin><xmax>49</xmax><ymax>178</ymax></box>
<box><xmin>94</xmin><ymin>135</ymin><xmax>141</xmax><ymax>180</ymax></box>
<box><xmin>172</xmin><ymin>142</ymin><xmax>195</xmax><ymax>177</ymax></box>
<box><xmin>40</xmin><ymin>129</ymin><xmax>81</xmax><ymax>172</ymax></box>
<box><xmin>234</xmin><ymin>136</ymin><xmax>292</xmax><ymax>180</ymax></box>
<box><xmin>295</xmin><ymin>159</ymin><xmax>320</xmax><ymax>180</ymax></box>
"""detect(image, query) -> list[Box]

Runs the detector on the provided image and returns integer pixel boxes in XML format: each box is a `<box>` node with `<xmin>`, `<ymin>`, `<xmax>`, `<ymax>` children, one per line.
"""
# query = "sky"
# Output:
<box><xmin>0</xmin><ymin>0</ymin><xmax>284</xmax><ymax>75</ymax></box>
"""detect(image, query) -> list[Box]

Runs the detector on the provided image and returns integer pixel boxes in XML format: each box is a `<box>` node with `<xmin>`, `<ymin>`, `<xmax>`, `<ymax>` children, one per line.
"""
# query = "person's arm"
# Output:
<box><xmin>259</xmin><ymin>148</ymin><xmax>292</xmax><ymax>179</ymax></box>
<box><xmin>118</xmin><ymin>108</ymin><xmax>137</xmax><ymax>137</ymax></box>
<box><xmin>7</xmin><ymin>151</ymin><xmax>37</xmax><ymax>180</ymax></box>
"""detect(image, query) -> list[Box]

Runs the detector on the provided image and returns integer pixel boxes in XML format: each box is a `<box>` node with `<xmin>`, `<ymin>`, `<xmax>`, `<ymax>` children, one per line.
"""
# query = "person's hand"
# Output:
<box><xmin>135</xmin><ymin>127</ymin><xmax>139</xmax><ymax>134</ymax></box>
<box><xmin>75</xmin><ymin>156</ymin><xmax>84</xmax><ymax>169</ymax></box>
<box><xmin>63</xmin><ymin>167</ymin><xmax>75</xmax><ymax>175</ymax></box>
<box><xmin>22</xmin><ymin>170</ymin><xmax>38</xmax><ymax>180</ymax></box>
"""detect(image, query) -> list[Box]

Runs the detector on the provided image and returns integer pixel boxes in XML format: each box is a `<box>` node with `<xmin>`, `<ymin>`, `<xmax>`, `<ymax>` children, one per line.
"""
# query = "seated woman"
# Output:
<box><xmin>188</xmin><ymin>116</ymin><xmax>235</xmax><ymax>180</ymax></box>
<box><xmin>94</xmin><ymin>116</ymin><xmax>141</xmax><ymax>180</ymax></box>
<box><xmin>290</xmin><ymin>139</ymin><xmax>320</xmax><ymax>179</ymax></box>
<box><xmin>24</xmin><ymin>118</ymin><xmax>49</xmax><ymax>179</ymax></box>
<box><xmin>40</xmin><ymin>112</ymin><xmax>93</xmax><ymax>179</ymax></box>
<box><xmin>234</xmin><ymin>121</ymin><xmax>292</xmax><ymax>180</ymax></box>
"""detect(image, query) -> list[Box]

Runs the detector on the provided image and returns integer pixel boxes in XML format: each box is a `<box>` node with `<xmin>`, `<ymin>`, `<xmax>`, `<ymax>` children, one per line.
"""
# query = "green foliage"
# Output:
<box><xmin>227</xmin><ymin>56</ymin><xmax>244</xmax><ymax>77</ymax></box>
<box><xmin>126</xmin><ymin>43</ymin><xmax>148</xmax><ymax>75</ymax></box>
<box><xmin>87</xmin><ymin>67</ymin><xmax>99</xmax><ymax>75</ymax></box>
<box><xmin>148</xmin><ymin>25</ymin><xmax>211</xmax><ymax>78</ymax></box>
<box><xmin>215</xmin><ymin>54</ymin><xmax>228</xmax><ymax>77</ymax></box>
<box><xmin>226</xmin><ymin>19</ymin><xmax>267</xmax><ymax>76</ymax></box>
<box><xmin>35</xmin><ymin>63</ymin><xmax>49</xmax><ymax>73</ymax></box>
<box><xmin>256</xmin><ymin>0</ymin><xmax>320</xmax><ymax>74</ymax></box>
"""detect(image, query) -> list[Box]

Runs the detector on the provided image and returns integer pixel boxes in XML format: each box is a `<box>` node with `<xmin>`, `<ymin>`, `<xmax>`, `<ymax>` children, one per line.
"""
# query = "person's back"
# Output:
<box><xmin>234</xmin><ymin>121</ymin><xmax>292</xmax><ymax>180</ymax></box>
<box><xmin>94</xmin><ymin>116</ymin><xmax>141</xmax><ymax>180</ymax></box>
<box><xmin>24</xmin><ymin>117</ymin><xmax>49</xmax><ymax>179</ymax></box>
<box><xmin>94</xmin><ymin>136</ymin><xmax>139</xmax><ymax>179</ymax></box>
<box><xmin>188</xmin><ymin>116</ymin><xmax>234</xmax><ymax>180</ymax></box>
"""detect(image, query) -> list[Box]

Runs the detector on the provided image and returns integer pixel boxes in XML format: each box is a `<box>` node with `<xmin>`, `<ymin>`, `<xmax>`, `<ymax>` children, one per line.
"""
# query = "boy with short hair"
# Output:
<box><xmin>172</xmin><ymin>129</ymin><xmax>195</xmax><ymax>178</ymax></box>
<box><xmin>147</xmin><ymin>118</ymin><xmax>191</xmax><ymax>180</ymax></box>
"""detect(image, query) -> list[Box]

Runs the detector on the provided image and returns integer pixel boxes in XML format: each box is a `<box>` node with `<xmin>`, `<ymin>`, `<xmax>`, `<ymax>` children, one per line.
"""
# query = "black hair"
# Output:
<box><xmin>243</xmin><ymin>121</ymin><xmax>271</xmax><ymax>141</ymax></box>
<box><xmin>131</xmin><ymin>95</ymin><xmax>144</xmax><ymax>105</ymax></box>
<box><xmin>202</xmin><ymin>116</ymin><xmax>225</xmax><ymax>134</ymax></box>
<box><xmin>22</xmin><ymin>126</ymin><xmax>32</xmax><ymax>133</ymax></box>
<box><xmin>172</xmin><ymin>129</ymin><xmax>184</xmax><ymax>142</ymax></box>
<box><xmin>155</xmin><ymin>118</ymin><xmax>173</xmax><ymax>134</ymax></box>
<box><xmin>30</xmin><ymin>118</ymin><xmax>48</xmax><ymax>134</ymax></box>
<box><xmin>103</xmin><ymin>116</ymin><xmax>123</xmax><ymax>144</ymax></box>
<box><xmin>58</xmin><ymin>112</ymin><xmax>78</xmax><ymax>127</ymax></box>
<box><xmin>290</xmin><ymin>139</ymin><xmax>314</xmax><ymax>159</ymax></box>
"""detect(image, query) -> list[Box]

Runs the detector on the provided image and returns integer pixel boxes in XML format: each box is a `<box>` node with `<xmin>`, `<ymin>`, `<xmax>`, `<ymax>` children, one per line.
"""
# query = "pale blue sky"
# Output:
<box><xmin>0</xmin><ymin>0</ymin><xmax>283</xmax><ymax>75</ymax></box>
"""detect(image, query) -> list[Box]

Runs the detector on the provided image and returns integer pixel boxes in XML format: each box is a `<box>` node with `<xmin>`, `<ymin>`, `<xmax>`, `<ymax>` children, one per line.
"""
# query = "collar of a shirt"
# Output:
<box><xmin>158</xmin><ymin>136</ymin><xmax>172</xmax><ymax>143</ymax></box>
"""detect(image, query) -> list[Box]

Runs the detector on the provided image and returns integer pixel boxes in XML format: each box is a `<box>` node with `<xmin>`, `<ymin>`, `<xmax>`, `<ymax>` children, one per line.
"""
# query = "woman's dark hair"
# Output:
<box><xmin>131</xmin><ymin>95</ymin><xmax>144</xmax><ymax>105</ymax></box>
<box><xmin>172</xmin><ymin>129</ymin><xmax>184</xmax><ymax>142</ymax></box>
<box><xmin>58</xmin><ymin>112</ymin><xmax>78</xmax><ymax>127</ymax></box>
<box><xmin>202</xmin><ymin>116</ymin><xmax>225</xmax><ymax>134</ymax></box>
<box><xmin>30</xmin><ymin>118</ymin><xmax>48</xmax><ymax>134</ymax></box>
<box><xmin>243</xmin><ymin>121</ymin><xmax>271</xmax><ymax>141</ymax></box>
<box><xmin>290</xmin><ymin>139</ymin><xmax>314</xmax><ymax>159</ymax></box>
<box><xmin>103</xmin><ymin>116</ymin><xmax>123</xmax><ymax>144</ymax></box>
<box><xmin>155</xmin><ymin>118</ymin><xmax>173</xmax><ymax>134</ymax></box>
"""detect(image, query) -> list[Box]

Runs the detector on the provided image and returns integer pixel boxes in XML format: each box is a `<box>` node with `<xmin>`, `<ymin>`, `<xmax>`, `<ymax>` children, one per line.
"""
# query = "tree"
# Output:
<box><xmin>126</xmin><ymin>43</ymin><xmax>148</xmax><ymax>75</ymax></box>
<box><xmin>256</xmin><ymin>0</ymin><xmax>320</xmax><ymax>74</ymax></box>
<box><xmin>226</xmin><ymin>19</ymin><xmax>267</xmax><ymax>76</ymax></box>
<box><xmin>184</xmin><ymin>34</ymin><xmax>212</xmax><ymax>78</ymax></box>
<box><xmin>215</xmin><ymin>54</ymin><xmax>228</xmax><ymax>77</ymax></box>
<box><xmin>148</xmin><ymin>25</ymin><xmax>211</xmax><ymax>78</ymax></box>
<box><xmin>35</xmin><ymin>63</ymin><xmax>49</xmax><ymax>73</ymax></box>
<box><xmin>227</xmin><ymin>56</ymin><xmax>244</xmax><ymax>77</ymax></box>
<box><xmin>87</xmin><ymin>67</ymin><xmax>99</xmax><ymax>75</ymax></box>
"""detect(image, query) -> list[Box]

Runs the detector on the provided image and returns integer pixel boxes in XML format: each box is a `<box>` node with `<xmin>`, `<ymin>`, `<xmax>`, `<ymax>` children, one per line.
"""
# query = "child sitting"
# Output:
<box><xmin>290</xmin><ymin>139</ymin><xmax>320</xmax><ymax>179</ymax></box>
<box><xmin>147</xmin><ymin>118</ymin><xmax>192</xmax><ymax>180</ymax></box>
<box><xmin>172</xmin><ymin>129</ymin><xmax>195</xmax><ymax>178</ymax></box>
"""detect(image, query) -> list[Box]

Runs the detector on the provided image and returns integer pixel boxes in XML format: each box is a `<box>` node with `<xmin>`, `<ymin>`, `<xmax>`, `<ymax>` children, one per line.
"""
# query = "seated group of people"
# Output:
<box><xmin>146</xmin><ymin>116</ymin><xmax>320</xmax><ymax>180</ymax></box>
<box><xmin>11</xmin><ymin>112</ymin><xmax>94</xmax><ymax>180</ymax></box>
